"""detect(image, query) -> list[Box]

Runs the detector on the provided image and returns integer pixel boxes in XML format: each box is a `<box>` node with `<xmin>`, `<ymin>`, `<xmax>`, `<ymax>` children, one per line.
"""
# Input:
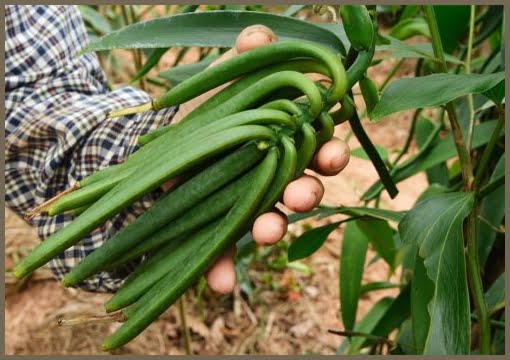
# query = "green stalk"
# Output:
<box><xmin>423</xmin><ymin>5</ymin><xmax>489</xmax><ymax>354</ymax></box>
<box><xmin>379</xmin><ymin>58</ymin><xmax>405</xmax><ymax>92</ymax></box>
<box><xmin>423</xmin><ymin>5</ymin><xmax>474</xmax><ymax>189</ymax></box>
<box><xmin>178</xmin><ymin>298</ymin><xmax>192</xmax><ymax>355</ymax></box>
<box><xmin>473</xmin><ymin>107</ymin><xmax>505</xmax><ymax>189</ymax></box>
<box><xmin>466</xmin><ymin>5</ymin><xmax>476</xmax><ymax>151</ymax></box>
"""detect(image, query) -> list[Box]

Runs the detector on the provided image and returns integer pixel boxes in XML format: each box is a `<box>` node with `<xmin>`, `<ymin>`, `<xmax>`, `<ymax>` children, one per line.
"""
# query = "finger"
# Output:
<box><xmin>252</xmin><ymin>211</ymin><xmax>288</xmax><ymax>246</ymax></box>
<box><xmin>160</xmin><ymin>177</ymin><xmax>181</xmax><ymax>192</ymax></box>
<box><xmin>282</xmin><ymin>175</ymin><xmax>325</xmax><ymax>213</ymax></box>
<box><xmin>205</xmin><ymin>252</ymin><xmax>237</xmax><ymax>294</ymax></box>
<box><xmin>235</xmin><ymin>24</ymin><xmax>277</xmax><ymax>53</ymax></box>
<box><xmin>311</xmin><ymin>137</ymin><xmax>351</xmax><ymax>176</ymax></box>
<box><xmin>172</xmin><ymin>25</ymin><xmax>277</xmax><ymax>122</ymax></box>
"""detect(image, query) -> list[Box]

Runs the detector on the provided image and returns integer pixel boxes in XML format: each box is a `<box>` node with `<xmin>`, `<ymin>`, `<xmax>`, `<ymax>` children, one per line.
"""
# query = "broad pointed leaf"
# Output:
<box><xmin>283</xmin><ymin>5</ymin><xmax>306</xmax><ymax>16</ymax></box>
<box><xmin>377</xmin><ymin>36</ymin><xmax>461</xmax><ymax>63</ymax></box>
<box><xmin>363</xmin><ymin>119</ymin><xmax>504</xmax><ymax>200</ymax></box>
<box><xmin>337</xmin><ymin>297</ymin><xmax>393</xmax><ymax>354</ymax></box>
<box><xmin>319</xmin><ymin>206</ymin><xmax>405</xmax><ymax>223</ymax></box>
<box><xmin>357</xmin><ymin>219</ymin><xmax>397</xmax><ymax>270</ymax></box>
<box><xmin>159</xmin><ymin>56</ymin><xmax>217</xmax><ymax>84</ymax></box>
<box><xmin>399</xmin><ymin>192</ymin><xmax>474</xmax><ymax>354</ymax></box>
<box><xmin>351</xmin><ymin>145</ymin><xmax>389</xmax><ymax>162</ymax></box>
<box><xmin>434</xmin><ymin>5</ymin><xmax>471</xmax><ymax>53</ymax></box>
<box><xmin>360</xmin><ymin>281</ymin><xmax>400</xmax><ymax>295</ymax></box>
<box><xmin>340</xmin><ymin>220</ymin><xmax>368</xmax><ymax>331</ymax></box>
<box><xmin>362</xmin><ymin>285</ymin><xmax>411</xmax><ymax>348</ymax></box>
<box><xmin>80</xmin><ymin>11</ymin><xmax>345</xmax><ymax>54</ymax></box>
<box><xmin>411</xmin><ymin>252</ymin><xmax>435</xmax><ymax>354</ymax></box>
<box><xmin>415</xmin><ymin>116</ymin><xmax>449</xmax><ymax>186</ymax></box>
<box><xmin>370</xmin><ymin>72</ymin><xmax>505</xmax><ymax>121</ymax></box>
<box><xmin>484</xmin><ymin>272</ymin><xmax>505</xmax><ymax>315</ymax></box>
<box><xmin>287</xmin><ymin>221</ymin><xmax>340</xmax><ymax>262</ymax></box>
<box><xmin>478</xmin><ymin>154</ymin><xmax>505</xmax><ymax>265</ymax></box>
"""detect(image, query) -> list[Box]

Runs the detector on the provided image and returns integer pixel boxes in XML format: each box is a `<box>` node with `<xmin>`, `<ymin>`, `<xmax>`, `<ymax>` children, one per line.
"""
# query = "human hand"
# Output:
<box><xmin>162</xmin><ymin>25</ymin><xmax>350</xmax><ymax>294</ymax></box>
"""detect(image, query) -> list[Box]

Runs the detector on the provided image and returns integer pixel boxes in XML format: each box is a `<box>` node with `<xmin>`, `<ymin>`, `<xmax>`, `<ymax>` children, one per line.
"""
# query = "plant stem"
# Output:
<box><xmin>178</xmin><ymin>297</ymin><xmax>192</xmax><ymax>355</ymax></box>
<box><xmin>478</xmin><ymin>174</ymin><xmax>504</xmax><ymax>199</ymax></box>
<box><xmin>391</xmin><ymin>108</ymin><xmax>422</xmax><ymax>167</ymax></box>
<box><xmin>473</xmin><ymin>107</ymin><xmax>505</xmax><ymax>189</ymax></box>
<box><xmin>379</xmin><ymin>58</ymin><xmax>405</xmax><ymax>92</ymax></box>
<box><xmin>466</xmin><ymin>5</ymin><xmax>476</xmax><ymax>151</ymax></box>
<box><xmin>424</xmin><ymin>5</ymin><xmax>490</xmax><ymax>354</ymax></box>
<box><xmin>423</xmin><ymin>5</ymin><xmax>474</xmax><ymax>190</ymax></box>
<box><xmin>466</xmin><ymin>207</ymin><xmax>491</xmax><ymax>354</ymax></box>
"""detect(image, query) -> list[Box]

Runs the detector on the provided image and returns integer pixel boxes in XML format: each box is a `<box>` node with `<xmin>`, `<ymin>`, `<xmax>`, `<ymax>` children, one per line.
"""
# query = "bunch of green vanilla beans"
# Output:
<box><xmin>15</xmin><ymin>6</ymin><xmax>377</xmax><ymax>351</ymax></box>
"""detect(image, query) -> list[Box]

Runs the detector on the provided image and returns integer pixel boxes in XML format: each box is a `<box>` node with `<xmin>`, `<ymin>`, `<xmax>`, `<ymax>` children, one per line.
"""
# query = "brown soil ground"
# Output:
<box><xmin>5</xmin><ymin>6</ymin><xmax>429</xmax><ymax>355</ymax></box>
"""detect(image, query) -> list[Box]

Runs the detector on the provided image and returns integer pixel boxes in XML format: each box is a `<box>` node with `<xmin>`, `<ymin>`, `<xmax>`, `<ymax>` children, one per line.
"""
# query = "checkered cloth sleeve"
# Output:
<box><xmin>4</xmin><ymin>5</ymin><xmax>178</xmax><ymax>292</ymax></box>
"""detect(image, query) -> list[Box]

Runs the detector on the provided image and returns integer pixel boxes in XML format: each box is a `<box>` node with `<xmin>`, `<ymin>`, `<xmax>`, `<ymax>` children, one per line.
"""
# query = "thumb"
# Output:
<box><xmin>209</xmin><ymin>24</ymin><xmax>277</xmax><ymax>67</ymax></box>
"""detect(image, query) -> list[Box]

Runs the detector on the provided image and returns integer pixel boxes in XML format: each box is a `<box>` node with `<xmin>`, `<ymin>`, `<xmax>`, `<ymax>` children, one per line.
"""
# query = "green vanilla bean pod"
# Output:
<box><xmin>137</xmin><ymin>59</ymin><xmax>332</xmax><ymax>145</ymax></box>
<box><xmin>315</xmin><ymin>112</ymin><xmax>335</xmax><ymax>146</ymax></box>
<box><xmin>104</xmin><ymin>168</ymin><xmax>257</xmax><ymax>311</ymax></box>
<box><xmin>61</xmin><ymin>142</ymin><xmax>266</xmax><ymax>287</ymax></box>
<box><xmin>345</xmin><ymin>34</ymin><xmax>376</xmax><ymax>89</ymax></box>
<box><xmin>295</xmin><ymin>122</ymin><xmax>318</xmax><ymax>177</ymax></box>
<box><xmin>340</xmin><ymin>5</ymin><xmax>374</xmax><ymax>51</ymax></box>
<box><xmin>104</xmin><ymin>221</ymin><xmax>221</xmax><ymax>313</ymax></box>
<box><xmin>108</xmin><ymin>41</ymin><xmax>346</xmax><ymax>118</ymax></box>
<box><xmin>104</xmin><ymin>170</ymin><xmax>250</xmax><ymax>271</ymax></box>
<box><xmin>101</xmin><ymin>71</ymin><xmax>320</xmax><ymax>180</ymax></box>
<box><xmin>359</xmin><ymin>75</ymin><xmax>379</xmax><ymax>113</ymax></box>
<box><xmin>330</xmin><ymin>95</ymin><xmax>355</xmax><ymax>125</ymax></box>
<box><xmin>70</xmin><ymin>204</ymin><xmax>90</xmax><ymax>217</ymax></box>
<box><xmin>42</xmin><ymin>109</ymin><xmax>293</xmax><ymax>218</ymax></box>
<box><xmin>13</xmin><ymin>125</ymin><xmax>277</xmax><ymax>279</ymax></box>
<box><xmin>256</xmin><ymin>134</ymin><xmax>298</xmax><ymax>214</ymax></box>
<box><xmin>101</xmin><ymin>147</ymin><xmax>278</xmax><ymax>351</ymax></box>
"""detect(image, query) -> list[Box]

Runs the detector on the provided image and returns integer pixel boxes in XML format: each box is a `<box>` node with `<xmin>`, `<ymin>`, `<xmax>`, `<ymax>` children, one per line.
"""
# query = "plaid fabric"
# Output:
<box><xmin>4</xmin><ymin>5</ymin><xmax>178</xmax><ymax>292</ymax></box>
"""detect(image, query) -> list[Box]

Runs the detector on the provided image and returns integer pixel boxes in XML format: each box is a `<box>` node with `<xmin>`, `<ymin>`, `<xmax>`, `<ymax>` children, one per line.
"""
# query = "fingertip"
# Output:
<box><xmin>313</xmin><ymin>138</ymin><xmax>350</xmax><ymax>176</ymax></box>
<box><xmin>283</xmin><ymin>175</ymin><xmax>324</xmax><ymax>212</ymax></box>
<box><xmin>235</xmin><ymin>24</ymin><xmax>277</xmax><ymax>53</ymax></box>
<box><xmin>205</xmin><ymin>254</ymin><xmax>236</xmax><ymax>294</ymax></box>
<box><xmin>252</xmin><ymin>211</ymin><xmax>288</xmax><ymax>245</ymax></box>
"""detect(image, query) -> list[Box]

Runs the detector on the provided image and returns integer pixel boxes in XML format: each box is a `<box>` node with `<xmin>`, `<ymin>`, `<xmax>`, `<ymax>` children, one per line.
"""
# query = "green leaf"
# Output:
<box><xmin>415</xmin><ymin>183</ymin><xmax>451</xmax><ymax>203</ymax></box>
<box><xmin>478</xmin><ymin>154</ymin><xmax>505</xmax><ymax>265</ymax></box>
<box><xmin>78</xmin><ymin>5</ymin><xmax>112</xmax><ymax>35</ymax></box>
<box><xmin>316</xmin><ymin>23</ymin><xmax>348</xmax><ymax>54</ymax></box>
<box><xmin>363</xmin><ymin>285</ymin><xmax>411</xmax><ymax>347</ymax></box>
<box><xmin>370</xmin><ymin>72</ymin><xmax>505</xmax><ymax>121</ymax></box>
<box><xmin>400</xmin><ymin>5</ymin><xmax>421</xmax><ymax>20</ymax></box>
<box><xmin>411</xmin><ymin>252</ymin><xmax>435</xmax><ymax>354</ymax></box>
<box><xmin>399</xmin><ymin>192</ymin><xmax>474</xmax><ymax>354</ymax></box>
<box><xmin>389</xmin><ymin>17</ymin><xmax>430</xmax><ymax>40</ymax></box>
<box><xmin>363</xmin><ymin>119</ymin><xmax>504</xmax><ymax>200</ymax></box>
<box><xmin>492</xmin><ymin>312</ymin><xmax>506</xmax><ymax>354</ymax></box>
<box><xmin>395</xmin><ymin>318</ymin><xmax>417</xmax><ymax>354</ymax></box>
<box><xmin>415</xmin><ymin>116</ymin><xmax>449</xmax><ymax>186</ymax></box>
<box><xmin>287</xmin><ymin>221</ymin><xmax>340</xmax><ymax>262</ymax></box>
<box><xmin>357</xmin><ymin>219</ymin><xmax>397</xmax><ymax>270</ymax></box>
<box><xmin>319</xmin><ymin>205</ymin><xmax>405</xmax><ymax>223</ymax></box>
<box><xmin>338</xmin><ymin>297</ymin><xmax>393</xmax><ymax>354</ymax></box>
<box><xmin>351</xmin><ymin>145</ymin><xmax>389</xmax><ymax>162</ymax></box>
<box><xmin>360</xmin><ymin>281</ymin><xmax>400</xmax><ymax>295</ymax></box>
<box><xmin>159</xmin><ymin>56</ymin><xmax>217</xmax><ymax>84</ymax></box>
<box><xmin>433</xmin><ymin>5</ymin><xmax>470</xmax><ymax>53</ymax></box>
<box><xmin>377</xmin><ymin>36</ymin><xmax>461</xmax><ymax>63</ymax></box>
<box><xmin>80</xmin><ymin>11</ymin><xmax>345</xmax><ymax>54</ymax></box>
<box><xmin>283</xmin><ymin>5</ymin><xmax>306</xmax><ymax>16</ymax></box>
<box><xmin>340</xmin><ymin>220</ymin><xmax>369</xmax><ymax>331</ymax></box>
<box><xmin>484</xmin><ymin>272</ymin><xmax>505</xmax><ymax>315</ymax></box>
<box><xmin>483</xmin><ymin>80</ymin><xmax>505</xmax><ymax>105</ymax></box>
